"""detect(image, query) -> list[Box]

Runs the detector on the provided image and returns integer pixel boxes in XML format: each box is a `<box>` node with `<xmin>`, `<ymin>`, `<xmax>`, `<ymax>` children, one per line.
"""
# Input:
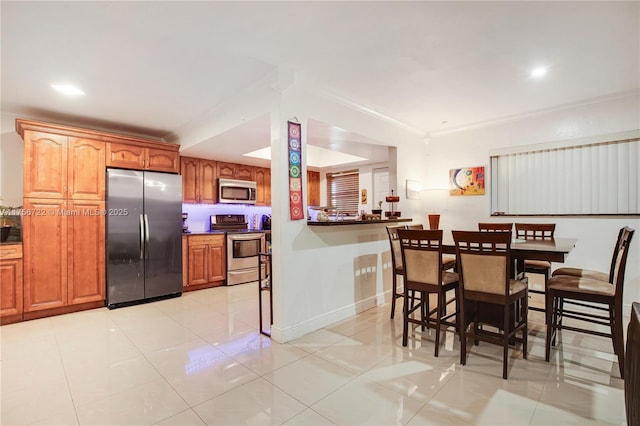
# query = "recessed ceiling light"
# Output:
<box><xmin>51</xmin><ymin>83</ymin><xmax>85</xmax><ymax>96</ymax></box>
<box><xmin>530</xmin><ymin>67</ymin><xmax>547</xmax><ymax>79</ymax></box>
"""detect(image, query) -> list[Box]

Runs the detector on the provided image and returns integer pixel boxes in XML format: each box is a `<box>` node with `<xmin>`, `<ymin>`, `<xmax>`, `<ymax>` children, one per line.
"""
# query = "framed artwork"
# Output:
<box><xmin>449</xmin><ymin>166</ymin><xmax>485</xmax><ymax>196</ymax></box>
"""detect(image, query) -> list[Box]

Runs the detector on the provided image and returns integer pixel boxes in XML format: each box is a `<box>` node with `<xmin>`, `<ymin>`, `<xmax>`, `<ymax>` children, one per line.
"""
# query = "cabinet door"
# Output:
<box><xmin>23</xmin><ymin>198</ymin><xmax>68</xmax><ymax>312</ymax></box>
<box><xmin>23</xmin><ymin>131</ymin><xmax>68</xmax><ymax>199</ymax></box>
<box><xmin>236</xmin><ymin>164</ymin><xmax>254</xmax><ymax>181</ymax></box>
<box><xmin>147</xmin><ymin>148</ymin><xmax>179</xmax><ymax>173</ymax></box>
<box><xmin>188</xmin><ymin>244</ymin><xmax>209</xmax><ymax>286</ymax></box>
<box><xmin>217</xmin><ymin>162</ymin><xmax>236</xmax><ymax>179</ymax></box>
<box><xmin>181</xmin><ymin>157</ymin><xmax>200</xmax><ymax>203</ymax></box>
<box><xmin>68</xmin><ymin>138</ymin><xmax>105</xmax><ymax>200</ymax></box>
<box><xmin>199</xmin><ymin>160</ymin><xmax>217</xmax><ymax>204</ymax></box>
<box><xmin>206</xmin><ymin>241</ymin><xmax>225</xmax><ymax>283</ymax></box>
<box><xmin>67</xmin><ymin>200</ymin><xmax>105</xmax><ymax>305</ymax></box>
<box><xmin>307</xmin><ymin>171</ymin><xmax>321</xmax><ymax>206</ymax></box>
<box><xmin>255</xmin><ymin>167</ymin><xmax>271</xmax><ymax>206</ymax></box>
<box><xmin>107</xmin><ymin>143</ymin><xmax>145</xmax><ymax>169</ymax></box>
<box><xmin>0</xmin><ymin>257</ymin><xmax>23</xmax><ymax>318</ymax></box>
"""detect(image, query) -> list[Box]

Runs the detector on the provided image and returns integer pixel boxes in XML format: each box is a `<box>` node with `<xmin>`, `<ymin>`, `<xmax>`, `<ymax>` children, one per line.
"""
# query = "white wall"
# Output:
<box><xmin>0</xmin><ymin>113</ymin><xmax>24</xmax><ymax>206</ymax></box>
<box><xmin>269</xmin><ymin>82</ymin><xmax>428</xmax><ymax>342</ymax></box>
<box><xmin>426</xmin><ymin>93</ymin><xmax>640</xmax><ymax>314</ymax></box>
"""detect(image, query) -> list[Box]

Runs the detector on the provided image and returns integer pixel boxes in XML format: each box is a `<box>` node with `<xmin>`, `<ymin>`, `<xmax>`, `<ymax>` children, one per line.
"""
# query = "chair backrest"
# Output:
<box><xmin>453</xmin><ymin>230</ymin><xmax>512</xmax><ymax>296</ymax></box>
<box><xmin>515</xmin><ymin>223</ymin><xmax>555</xmax><ymax>239</ymax></box>
<box><xmin>611</xmin><ymin>227</ymin><xmax>635</xmax><ymax>301</ymax></box>
<box><xmin>405</xmin><ymin>224</ymin><xmax>424</xmax><ymax>230</ymax></box>
<box><xmin>397</xmin><ymin>229</ymin><xmax>443</xmax><ymax>286</ymax></box>
<box><xmin>478</xmin><ymin>222</ymin><xmax>513</xmax><ymax>233</ymax></box>
<box><xmin>386</xmin><ymin>225</ymin><xmax>406</xmax><ymax>271</ymax></box>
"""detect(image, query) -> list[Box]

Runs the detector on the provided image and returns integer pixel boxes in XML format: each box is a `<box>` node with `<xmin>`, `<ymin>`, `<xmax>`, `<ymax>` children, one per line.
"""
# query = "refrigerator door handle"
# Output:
<box><xmin>139</xmin><ymin>214</ymin><xmax>145</xmax><ymax>260</ymax></box>
<box><xmin>144</xmin><ymin>213</ymin><xmax>150</xmax><ymax>252</ymax></box>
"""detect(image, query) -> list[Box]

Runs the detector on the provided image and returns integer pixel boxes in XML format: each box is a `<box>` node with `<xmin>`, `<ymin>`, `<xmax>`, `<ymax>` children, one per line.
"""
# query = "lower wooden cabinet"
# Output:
<box><xmin>184</xmin><ymin>234</ymin><xmax>225</xmax><ymax>290</ymax></box>
<box><xmin>22</xmin><ymin>198</ymin><xmax>105</xmax><ymax>313</ymax></box>
<box><xmin>0</xmin><ymin>244</ymin><xmax>23</xmax><ymax>324</ymax></box>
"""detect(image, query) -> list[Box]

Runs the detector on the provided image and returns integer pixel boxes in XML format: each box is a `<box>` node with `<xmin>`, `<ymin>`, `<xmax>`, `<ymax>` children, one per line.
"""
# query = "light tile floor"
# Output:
<box><xmin>0</xmin><ymin>284</ymin><xmax>626</xmax><ymax>425</ymax></box>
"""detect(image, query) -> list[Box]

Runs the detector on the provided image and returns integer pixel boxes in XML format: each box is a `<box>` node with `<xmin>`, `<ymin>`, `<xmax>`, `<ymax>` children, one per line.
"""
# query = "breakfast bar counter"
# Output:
<box><xmin>307</xmin><ymin>218</ymin><xmax>412</xmax><ymax>226</ymax></box>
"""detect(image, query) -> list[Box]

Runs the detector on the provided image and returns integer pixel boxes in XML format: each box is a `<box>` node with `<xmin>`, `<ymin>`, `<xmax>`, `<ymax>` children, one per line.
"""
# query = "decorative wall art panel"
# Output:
<box><xmin>449</xmin><ymin>166</ymin><xmax>485</xmax><ymax>196</ymax></box>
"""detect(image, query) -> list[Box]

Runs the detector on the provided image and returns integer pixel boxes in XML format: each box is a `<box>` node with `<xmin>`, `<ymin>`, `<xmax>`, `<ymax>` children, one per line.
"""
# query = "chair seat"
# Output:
<box><xmin>443</xmin><ymin>255</ymin><xmax>456</xmax><ymax>270</ymax></box>
<box><xmin>442</xmin><ymin>271</ymin><xmax>459</xmax><ymax>285</ymax></box>
<box><xmin>548</xmin><ymin>275</ymin><xmax>614</xmax><ymax>297</ymax></box>
<box><xmin>509</xmin><ymin>279</ymin><xmax>528</xmax><ymax>295</ymax></box>
<box><xmin>525</xmin><ymin>259</ymin><xmax>551</xmax><ymax>269</ymax></box>
<box><xmin>551</xmin><ymin>267</ymin><xmax>609</xmax><ymax>282</ymax></box>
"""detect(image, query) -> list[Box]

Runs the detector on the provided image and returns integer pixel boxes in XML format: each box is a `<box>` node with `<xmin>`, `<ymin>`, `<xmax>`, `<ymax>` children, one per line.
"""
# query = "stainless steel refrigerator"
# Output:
<box><xmin>106</xmin><ymin>169</ymin><xmax>182</xmax><ymax>308</ymax></box>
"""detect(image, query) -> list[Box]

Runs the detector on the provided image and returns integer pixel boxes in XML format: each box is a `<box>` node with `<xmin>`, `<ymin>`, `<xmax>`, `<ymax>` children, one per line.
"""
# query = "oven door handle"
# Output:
<box><xmin>227</xmin><ymin>233</ymin><xmax>264</xmax><ymax>241</ymax></box>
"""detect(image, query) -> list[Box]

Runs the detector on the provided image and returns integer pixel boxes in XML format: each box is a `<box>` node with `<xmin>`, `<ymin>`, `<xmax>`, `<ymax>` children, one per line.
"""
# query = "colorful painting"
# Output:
<box><xmin>288</xmin><ymin>121</ymin><xmax>304</xmax><ymax>220</ymax></box>
<box><xmin>449</xmin><ymin>166</ymin><xmax>485</xmax><ymax>196</ymax></box>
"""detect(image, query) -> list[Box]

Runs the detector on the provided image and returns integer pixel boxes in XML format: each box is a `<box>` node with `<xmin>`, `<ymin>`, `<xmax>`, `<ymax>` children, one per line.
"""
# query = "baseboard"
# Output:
<box><xmin>270</xmin><ymin>290</ymin><xmax>388</xmax><ymax>343</ymax></box>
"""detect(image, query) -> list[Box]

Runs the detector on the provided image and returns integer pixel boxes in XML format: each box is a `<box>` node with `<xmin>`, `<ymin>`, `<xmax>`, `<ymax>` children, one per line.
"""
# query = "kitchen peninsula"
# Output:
<box><xmin>308</xmin><ymin>218</ymin><xmax>412</xmax><ymax>227</ymax></box>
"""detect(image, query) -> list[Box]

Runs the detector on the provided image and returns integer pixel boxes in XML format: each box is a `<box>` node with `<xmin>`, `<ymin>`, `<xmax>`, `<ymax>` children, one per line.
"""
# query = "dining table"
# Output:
<box><xmin>440</xmin><ymin>235</ymin><xmax>578</xmax><ymax>330</ymax></box>
<box><xmin>441</xmin><ymin>236</ymin><xmax>578</xmax><ymax>278</ymax></box>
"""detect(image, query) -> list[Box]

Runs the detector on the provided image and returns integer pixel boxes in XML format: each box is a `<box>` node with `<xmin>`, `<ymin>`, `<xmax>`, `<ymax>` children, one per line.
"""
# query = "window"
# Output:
<box><xmin>491</xmin><ymin>135</ymin><xmax>639</xmax><ymax>215</ymax></box>
<box><xmin>326</xmin><ymin>169</ymin><xmax>359</xmax><ymax>214</ymax></box>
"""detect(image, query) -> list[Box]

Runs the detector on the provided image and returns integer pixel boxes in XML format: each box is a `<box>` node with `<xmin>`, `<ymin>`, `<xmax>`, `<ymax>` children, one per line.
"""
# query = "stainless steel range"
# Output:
<box><xmin>210</xmin><ymin>214</ymin><xmax>265</xmax><ymax>286</ymax></box>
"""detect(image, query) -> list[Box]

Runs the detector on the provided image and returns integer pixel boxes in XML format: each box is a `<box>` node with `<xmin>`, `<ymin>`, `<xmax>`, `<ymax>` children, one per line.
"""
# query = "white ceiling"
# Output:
<box><xmin>2</xmin><ymin>1</ymin><xmax>638</xmax><ymax>167</ymax></box>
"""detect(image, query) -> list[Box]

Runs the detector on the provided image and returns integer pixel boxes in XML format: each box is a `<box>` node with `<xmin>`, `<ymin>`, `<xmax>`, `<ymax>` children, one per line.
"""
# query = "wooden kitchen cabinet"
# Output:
<box><xmin>307</xmin><ymin>170</ymin><xmax>321</xmax><ymax>206</ymax></box>
<box><xmin>181</xmin><ymin>156</ymin><xmax>217</xmax><ymax>203</ymax></box>
<box><xmin>185</xmin><ymin>234</ymin><xmax>225</xmax><ymax>290</ymax></box>
<box><xmin>67</xmin><ymin>200</ymin><xmax>105</xmax><ymax>305</ymax></box>
<box><xmin>107</xmin><ymin>142</ymin><xmax>179</xmax><ymax>173</ymax></box>
<box><xmin>22</xmin><ymin>132</ymin><xmax>106</xmax><ymax>200</ymax></box>
<box><xmin>254</xmin><ymin>167</ymin><xmax>271</xmax><ymax>206</ymax></box>
<box><xmin>22</xmin><ymin>198</ymin><xmax>68</xmax><ymax>312</ymax></box>
<box><xmin>217</xmin><ymin>161</ymin><xmax>254</xmax><ymax>181</ymax></box>
<box><xmin>0</xmin><ymin>244</ymin><xmax>23</xmax><ymax>324</ymax></box>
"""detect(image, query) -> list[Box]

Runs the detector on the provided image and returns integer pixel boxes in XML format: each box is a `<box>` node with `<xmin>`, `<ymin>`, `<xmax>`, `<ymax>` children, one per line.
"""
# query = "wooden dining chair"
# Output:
<box><xmin>515</xmin><ymin>223</ymin><xmax>556</xmax><ymax>313</ymax></box>
<box><xmin>545</xmin><ymin>226</ymin><xmax>634</xmax><ymax>378</ymax></box>
<box><xmin>405</xmin><ymin>223</ymin><xmax>456</xmax><ymax>271</ymax></box>
<box><xmin>453</xmin><ymin>230</ymin><xmax>528</xmax><ymax>379</ymax></box>
<box><xmin>478</xmin><ymin>222</ymin><xmax>513</xmax><ymax>233</ymax></box>
<box><xmin>398</xmin><ymin>229</ymin><xmax>459</xmax><ymax>356</ymax></box>
<box><xmin>386</xmin><ymin>225</ymin><xmax>420</xmax><ymax>319</ymax></box>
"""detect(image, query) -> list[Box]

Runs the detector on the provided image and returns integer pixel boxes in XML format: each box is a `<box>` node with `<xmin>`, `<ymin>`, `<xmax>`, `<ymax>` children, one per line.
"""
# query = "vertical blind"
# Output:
<box><xmin>326</xmin><ymin>169</ymin><xmax>359</xmax><ymax>214</ymax></box>
<box><xmin>491</xmin><ymin>138</ymin><xmax>640</xmax><ymax>215</ymax></box>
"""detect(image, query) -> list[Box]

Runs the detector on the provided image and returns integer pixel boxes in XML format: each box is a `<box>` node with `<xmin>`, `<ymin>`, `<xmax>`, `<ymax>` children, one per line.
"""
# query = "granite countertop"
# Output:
<box><xmin>307</xmin><ymin>218</ymin><xmax>412</xmax><ymax>226</ymax></box>
<box><xmin>0</xmin><ymin>241</ymin><xmax>22</xmax><ymax>245</ymax></box>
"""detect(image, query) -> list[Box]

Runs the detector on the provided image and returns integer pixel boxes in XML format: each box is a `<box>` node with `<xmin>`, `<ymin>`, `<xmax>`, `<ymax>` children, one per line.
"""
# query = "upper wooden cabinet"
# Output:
<box><xmin>107</xmin><ymin>143</ymin><xmax>179</xmax><ymax>173</ymax></box>
<box><xmin>307</xmin><ymin>170</ymin><xmax>321</xmax><ymax>207</ymax></box>
<box><xmin>254</xmin><ymin>167</ymin><xmax>271</xmax><ymax>206</ymax></box>
<box><xmin>21</xmin><ymin>131</ymin><xmax>106</xmax><ymax>200</ymax></box>
<box><xmin>217</xmin><ymin>161</ymin><xmax>254</xmax><ymax>181</ymax></box>
<box><xmin>180</xmin><ymin>157</ymin><xmax>217</xmax><ymax>204</ymax></box>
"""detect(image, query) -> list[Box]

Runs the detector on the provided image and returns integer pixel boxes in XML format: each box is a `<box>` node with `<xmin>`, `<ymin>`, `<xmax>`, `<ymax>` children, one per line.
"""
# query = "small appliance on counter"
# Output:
<box><xmin>182</xmin><ymin>212</ymin><xmax>190</xmax><ymax>233</ymax></box>
<box><xmin>261</xmin><ymin>214</ymin><xmax>271</xmax><ymax>230</ymax></box>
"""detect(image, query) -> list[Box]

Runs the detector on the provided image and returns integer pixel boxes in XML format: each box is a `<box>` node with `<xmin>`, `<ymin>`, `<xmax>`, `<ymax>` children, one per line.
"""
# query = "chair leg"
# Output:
<box><xmin>522</xmin><ymin>291</ymin><xmax>528</xmax><ymax>360</ymax></box>
<box><xmin>459</xmin><ymin>298</ymin><xmax>467</xmax><ymax>366</ymax></box>
<box><xmin>402</xmin><ymin>285</ymin><xmax>410</xmax><ymax>346</ymax></box>
<box><xmin>434</xmin><ymin>291</ymin><xmax>442</xmax><ymax>357</ymax></box>
<box><xmin>545</xmin><ymin>292</ymin><xmax>553</xmax><ymax>362</ymax></box>
<box><xmin>612</xmin><ymin>303</ymin><xmax>625</xmax><ymax>378</ymax></box>
<box><xmin>390</xmin><ymin>273</ymin><xmax>398</xmax><ymax>319</ymax></box>
<box><xmin>503</xmin><ymin>304</ymin><xmax>510</xmax><ymax>380</ymax></box>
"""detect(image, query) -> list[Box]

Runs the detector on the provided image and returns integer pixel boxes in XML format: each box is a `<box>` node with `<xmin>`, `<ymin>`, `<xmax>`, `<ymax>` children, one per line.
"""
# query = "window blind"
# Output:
<box><xmin>491</xmin><ymin>137</ymin><xmax>639</xmax><ymax>215</ymax></box>
<box><xmin>326</xmin><ymin>169</ymin><xmax>359</xmax><ymax>214</ymax></box>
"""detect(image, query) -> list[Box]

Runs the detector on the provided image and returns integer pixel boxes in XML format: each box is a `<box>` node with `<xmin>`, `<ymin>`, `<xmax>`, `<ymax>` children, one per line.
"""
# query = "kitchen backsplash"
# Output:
<box><xmin>182</xmin><ymin>204</ymin><xmax>272</xmax><ymax>232</ymax></box>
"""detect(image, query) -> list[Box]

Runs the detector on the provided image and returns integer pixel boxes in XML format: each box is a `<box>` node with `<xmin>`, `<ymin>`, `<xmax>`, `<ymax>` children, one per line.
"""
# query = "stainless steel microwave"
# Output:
<box><xmin>218</xmin><ymin>178</ymin><xmax>257</xmax><ymax>204</ymax></box>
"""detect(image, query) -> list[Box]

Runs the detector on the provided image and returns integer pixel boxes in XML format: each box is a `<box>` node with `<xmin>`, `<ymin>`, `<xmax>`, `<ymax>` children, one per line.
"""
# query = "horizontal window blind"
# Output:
<box><xmin>491</xmin><ymin>137</ymin><xmax>639</xmax><ymax>215</ymax></box>
<box><xmin>326</xmin><ymin>169</ymin><xmax>359</xmax><ymax>214</ymax></box>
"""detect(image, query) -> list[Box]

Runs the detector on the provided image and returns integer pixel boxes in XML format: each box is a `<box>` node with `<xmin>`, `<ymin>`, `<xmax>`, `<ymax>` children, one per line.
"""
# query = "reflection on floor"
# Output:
<box><xmin>0</xmin><ymin>283</ymin><xmax>626</xmax><ymax>425</ymax></box>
